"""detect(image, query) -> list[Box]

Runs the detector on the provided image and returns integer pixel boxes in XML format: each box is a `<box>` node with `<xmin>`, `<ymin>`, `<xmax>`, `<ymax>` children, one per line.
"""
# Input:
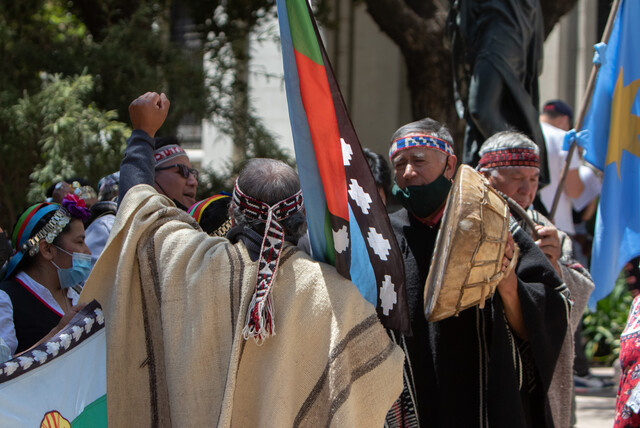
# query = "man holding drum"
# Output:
<box><xmin>478</xmin><ymin>131</ymin><xmax>595</xmax><ymax>428</ymax></box>
<box><xmin>386</xmin><ymin>118</ymin><xmax>570</xmax><ymax>428</ymax></box>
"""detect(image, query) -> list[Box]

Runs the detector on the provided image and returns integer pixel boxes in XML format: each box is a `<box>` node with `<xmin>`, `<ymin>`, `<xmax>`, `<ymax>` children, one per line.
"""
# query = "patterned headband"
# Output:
<box><xmin>477</xmin><ymin>148</ymin><xmax>540</xmax><ymax>171</ymax></box>
<box><xmin>154</xmin><ymin>144</ymin><xmax>187</xmax><ymax>166</ymax></box>
<box><xmin>389</xmin><ymin>134</ymin><xmax>455</xmax><ymax>159</ymax></box>
<box><xmin>232</xmin><ymin>181</ymin><xmax>304</xmax><ymax>344</ymax></box>
<box><xmin>3</xmin><ymin>195</ymin><xmax>91</xmax><ymax>279</ymax></box>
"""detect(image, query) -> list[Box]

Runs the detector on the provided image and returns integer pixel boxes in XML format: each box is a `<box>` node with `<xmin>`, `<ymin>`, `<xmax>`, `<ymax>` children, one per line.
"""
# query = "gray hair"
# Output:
<box><xmin>479</xmin><ymin>131</ymin><xmax>539</xmax><ymax>157</ymax></box>
<box><xmin>390</xmin><ymin>117</ymin><xmax>454</xmax><ymax>148</ymax></box>
<box><xmin>231</xmin><ymin>158</ymin><xmax>307</xmax><ymax>242</ymax></box>
<box><xmin>477</xmin><ymin>131</ymin><xmax>539</xmax><ymax>173</ymax></box>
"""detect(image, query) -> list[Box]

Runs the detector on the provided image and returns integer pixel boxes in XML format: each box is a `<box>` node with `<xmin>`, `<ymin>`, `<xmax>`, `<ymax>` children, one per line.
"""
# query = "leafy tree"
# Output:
<box><xmin>181</xmin><ymin>0</ymin><xmax>285</xmax><ymax>163</ymax></box>
<box><xmin>0</xmin><ymin>74</ymin><xmax>129</xmax><ymax>229</ymax></box>
<box><xmin>583</xmin><ymin>272</ymin><xmax>632</xmax><ymax>365</ymax></box>
<box><xmin>80</xmin><ymin>2</ymin><xmax>210</xmax><ymax>135</ymax></box>
<box><xmin>1</xmin><ymin>0</ymin><xmax>210</xmax><ymax>133</ymax></box>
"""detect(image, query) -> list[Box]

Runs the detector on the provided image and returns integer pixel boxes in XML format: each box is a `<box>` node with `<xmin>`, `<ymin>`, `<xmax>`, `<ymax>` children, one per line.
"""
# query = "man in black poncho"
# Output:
<box><xmin>385</xmin><ymin>118</ymin><xmax>570</xmax><ymax>428</ymax></box>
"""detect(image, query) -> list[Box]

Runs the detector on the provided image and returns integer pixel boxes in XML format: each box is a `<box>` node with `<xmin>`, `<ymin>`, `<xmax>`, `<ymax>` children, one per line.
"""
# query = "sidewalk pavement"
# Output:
<box><xmin>575</xmin><ymin>366</ymin><xmax>617</xmax><ymax>428</ymax></box>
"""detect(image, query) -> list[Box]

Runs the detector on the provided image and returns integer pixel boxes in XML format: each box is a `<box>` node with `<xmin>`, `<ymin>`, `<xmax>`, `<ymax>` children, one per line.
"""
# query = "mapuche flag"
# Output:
<box><xmin>277</xmin><ymin>0</ymin><xmax>410</xmax><ymax>333</ymax></box>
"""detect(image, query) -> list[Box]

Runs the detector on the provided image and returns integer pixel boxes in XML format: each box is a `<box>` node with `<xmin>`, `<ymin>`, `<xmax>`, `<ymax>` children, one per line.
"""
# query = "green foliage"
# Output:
<box><xmin>0</xmin><ymin>74</ymin><xmax>129</xmax><ymax>228</ymax></box>
<box><xmin>0</xmin><ymin>0</ymin><xmax>209</xmax><ymax>135</ymax></box>
<box><xmin>0</xmin><ymin>1</ymin><xmax>88</xmax><ymax>98</ymax></box>
<box><xmin>582</xmin><ymin>272</ymin><xmax>633</xmax><ymax>365</ymax></box>
<box><xmin>83</xmin><ymin>3</ymin><xmax>209</xmax><ymax>135</ymax></box>
<box><xmin>194</xmin><ymin>124</ymin><xmax>295</xmax><ymax>202</ymax></box>
<box><xmin>0</xmin><ymin>0</ymin><xmax>290</xmax><ymax>226</ymax></box>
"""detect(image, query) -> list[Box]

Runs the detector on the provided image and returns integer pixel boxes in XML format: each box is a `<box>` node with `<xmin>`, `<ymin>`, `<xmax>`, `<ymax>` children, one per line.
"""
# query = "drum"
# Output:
<box><xmin>424</xmin><ymin>165</ymin><xmax>518</xmax><ymax>322</ymax></box>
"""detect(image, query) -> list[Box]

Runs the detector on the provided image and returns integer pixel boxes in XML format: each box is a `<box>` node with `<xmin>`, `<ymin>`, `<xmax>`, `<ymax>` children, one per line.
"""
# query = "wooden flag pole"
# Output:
<box><xmin>548</xmin><ymin>0</ymin><xmax>621</xmax><ymax>221</ymax></box>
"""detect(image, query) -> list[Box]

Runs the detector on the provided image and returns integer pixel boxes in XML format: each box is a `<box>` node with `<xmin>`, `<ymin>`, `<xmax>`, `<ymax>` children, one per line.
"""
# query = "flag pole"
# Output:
<box><xmin>548</xmin><ymin>0</ymin><xmax>622</xmax><ymax>221</ymax></box>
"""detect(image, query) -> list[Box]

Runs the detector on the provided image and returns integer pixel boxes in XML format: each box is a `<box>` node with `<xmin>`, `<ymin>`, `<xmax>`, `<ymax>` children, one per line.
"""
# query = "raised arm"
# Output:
<box><xmin>118</xmin><ymin>92</ymin><xmax>170</xmax><ymax>204</ymax></box>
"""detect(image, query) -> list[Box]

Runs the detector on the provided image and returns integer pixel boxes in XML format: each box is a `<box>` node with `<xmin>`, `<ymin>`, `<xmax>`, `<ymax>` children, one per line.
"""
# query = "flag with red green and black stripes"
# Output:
<box><xmin>277</xmin><ymin>0</ymin><xmax>410</xmax><ymax>334</ymax></box>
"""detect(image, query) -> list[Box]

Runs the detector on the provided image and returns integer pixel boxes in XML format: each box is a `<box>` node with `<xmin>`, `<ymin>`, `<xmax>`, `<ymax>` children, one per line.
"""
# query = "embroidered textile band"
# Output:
<box><xmin>3</xmin><ymin>195</ymin><xmax>91</xmax><ymax>280</ymax></box>
<box><xmin>4</xmin><ymin>204</ymin><xmax>64</xmax><ymax>279</ymax></box>
<box><xmin>232</xmin><ymin>181</ymin><xmax>304</xmax><ymax>344</ymax></box>
<box><xmin>389</xmin><ymin>134</ymin><xmax>455</xmax><ymax>159</ymax></box>
<box><xmin>21</xmin><ymin>207</ymin><xmax>71</xmax><ymax>256</ymax></box>
<box><xmin>477</xmin><ymin>148</ymin><xmax>540</xmax><ymax>171</ymax></box>
<box><xmin>154</xmin><ymin>144</ymin><xmax>187</xmax><ymax>166</ymax></box>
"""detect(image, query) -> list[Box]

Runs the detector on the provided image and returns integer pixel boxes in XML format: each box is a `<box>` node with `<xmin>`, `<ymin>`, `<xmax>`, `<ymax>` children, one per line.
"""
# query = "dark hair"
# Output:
<box><xmin>45</xmin><ymin>177</ymin><xmax>91</xmax><ymax>198</ymax></box>
<box><xmin>363</xmin><ymin>148</ymin><xmax>391</xmax><ymax>199</ymax></box>
<box><xmin>542</xmin><ymin>100</ymin><xmax>573</xmax><ymax>122</ymax></box>
<box><xmin>231</xmin><ymin>158</ymin><xmax>307</xmax><ymax>242</ymax></box>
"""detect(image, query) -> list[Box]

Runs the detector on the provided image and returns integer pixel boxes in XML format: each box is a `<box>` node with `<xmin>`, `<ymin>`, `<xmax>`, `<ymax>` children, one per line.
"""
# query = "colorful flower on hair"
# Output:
<box><xmin>61</xmin><ymin>194</ymin><xmax>91</xmax><ymax>221</ymax></box>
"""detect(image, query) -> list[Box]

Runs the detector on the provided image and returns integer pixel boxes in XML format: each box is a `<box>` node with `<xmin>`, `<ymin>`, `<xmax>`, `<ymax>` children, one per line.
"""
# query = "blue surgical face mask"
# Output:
<box><xmin>51</xmin><ymin>246</ymin><xmax>92</xmax><ymax>289</ymax></box>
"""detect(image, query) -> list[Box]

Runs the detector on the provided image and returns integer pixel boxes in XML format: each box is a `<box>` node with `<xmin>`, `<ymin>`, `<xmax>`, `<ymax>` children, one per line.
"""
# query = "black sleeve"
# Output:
<box><xmin>117</xmin><ymin>130</ymin><xmax>156</xmax><ymax>205</ymax></box>
<box><xmin>512</xmin><ymin>223</ymin><xmax>570</xmax><ymax>389</ymax></box>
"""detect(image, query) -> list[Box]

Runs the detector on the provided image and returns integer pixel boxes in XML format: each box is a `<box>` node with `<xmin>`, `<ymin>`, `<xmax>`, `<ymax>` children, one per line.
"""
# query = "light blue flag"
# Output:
<box><xmin>582</xmin><ymin>0</ymin><xmax>640</xmax><ymax>308</ymax></box>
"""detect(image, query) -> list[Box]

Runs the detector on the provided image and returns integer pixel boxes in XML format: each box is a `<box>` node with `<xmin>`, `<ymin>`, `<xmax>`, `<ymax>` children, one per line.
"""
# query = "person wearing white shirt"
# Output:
<box><xmin>539</xmin><ymin>100</ymin><xmax>584</xmax><ymax>235</ymax></box>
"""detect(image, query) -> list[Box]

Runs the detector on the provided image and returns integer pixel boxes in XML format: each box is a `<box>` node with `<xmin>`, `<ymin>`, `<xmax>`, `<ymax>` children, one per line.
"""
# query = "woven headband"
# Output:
<box><xmin>4</xmin><ymin>195</ymin><xmax>91</xmax><ymax>280</ymax></box>
<box><xmin>154</xmin><ymin>144</ymin><xmax>187</xmax><ymax>166</ymax></box>
<box><xmin>477</xmin><ymin>148</ymin><xmax>540</xmax><ymax>171</ymax></box>
<box><xmin>4</xmin><ymin>204</ymin><xmax>68</xmax><ymax>279</ymax></box>
<box><xmin>233</xmin><ymin>181</ymin><xmax>304</xmax><ymax>344</ymax></box>
<box><xmin>389</xmin><ymin>134</ymin><xmax>454</xmax><ymax>159</ymax></box>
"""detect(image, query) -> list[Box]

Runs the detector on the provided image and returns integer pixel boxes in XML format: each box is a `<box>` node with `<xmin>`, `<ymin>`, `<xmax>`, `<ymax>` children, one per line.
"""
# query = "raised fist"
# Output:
<box><xmin>128</xmin><ymin>92</ymin><xmax>170</xmax><ymax>137</ymax></box>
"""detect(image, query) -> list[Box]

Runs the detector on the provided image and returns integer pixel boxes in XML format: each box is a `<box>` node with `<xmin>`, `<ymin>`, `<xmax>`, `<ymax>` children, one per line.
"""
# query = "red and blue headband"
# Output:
<box><xmin>389</xmin><ymin>134</ymin><xmax>454</xmax><ymax>159</ymax></box>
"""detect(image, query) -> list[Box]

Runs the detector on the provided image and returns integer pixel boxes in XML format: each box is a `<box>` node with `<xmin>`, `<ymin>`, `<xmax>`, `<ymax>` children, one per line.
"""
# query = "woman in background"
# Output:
<box><xmin>0</xmin><ymin>194</ymin><xmax>91</xmax><ymax>355</ymax></box>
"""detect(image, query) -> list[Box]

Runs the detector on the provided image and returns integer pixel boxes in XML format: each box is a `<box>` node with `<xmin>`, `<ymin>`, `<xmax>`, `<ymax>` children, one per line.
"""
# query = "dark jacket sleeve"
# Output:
<box><xmin>117</xmin><ymin>130</ymin><xmax>156</xmax><ymax>205</ymax></box>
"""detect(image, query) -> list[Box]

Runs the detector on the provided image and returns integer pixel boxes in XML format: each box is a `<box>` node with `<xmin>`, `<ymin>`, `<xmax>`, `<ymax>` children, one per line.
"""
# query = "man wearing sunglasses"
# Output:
<box><xmin>152</xmin><ymin>136</ymin><xmax>199</xmax><ymax>210</ymax></box>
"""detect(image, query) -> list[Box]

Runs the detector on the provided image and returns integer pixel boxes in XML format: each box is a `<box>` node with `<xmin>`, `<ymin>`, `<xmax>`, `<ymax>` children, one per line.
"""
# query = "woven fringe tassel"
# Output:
<box><xmin>242</xmin><ymin>291</ymin><xmax>275</xmax><ymax>345</ymax></box>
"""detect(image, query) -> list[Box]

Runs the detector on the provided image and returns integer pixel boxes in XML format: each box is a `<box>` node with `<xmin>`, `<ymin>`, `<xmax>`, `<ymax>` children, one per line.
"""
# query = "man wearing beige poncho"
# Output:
<box><xmin>80</xmin><ymin>92</ymin><xmax>404</xmax><ymax>427</ymax></box>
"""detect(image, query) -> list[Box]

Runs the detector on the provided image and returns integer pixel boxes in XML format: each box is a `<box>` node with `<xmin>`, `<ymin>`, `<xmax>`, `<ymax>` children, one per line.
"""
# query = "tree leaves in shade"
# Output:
<box><xmin>0</xmin><ymin>74</ymin><xmax>129</xmax><ymax>228</ymax></box>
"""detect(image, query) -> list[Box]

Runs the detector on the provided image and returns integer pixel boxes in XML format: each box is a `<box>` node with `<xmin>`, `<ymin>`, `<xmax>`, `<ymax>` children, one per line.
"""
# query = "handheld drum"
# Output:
<box><xmin>424</xmin><ymin>165</ymin><xmax>518</xmax><ymax>322</ymax></box>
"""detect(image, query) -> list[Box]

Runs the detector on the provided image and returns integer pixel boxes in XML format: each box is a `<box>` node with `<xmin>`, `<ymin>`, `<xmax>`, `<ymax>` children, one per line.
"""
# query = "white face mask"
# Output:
<box><xmin>50</xmin><ymin>246</ymin><xmax>92</xmax><ymax>288</ymax></box>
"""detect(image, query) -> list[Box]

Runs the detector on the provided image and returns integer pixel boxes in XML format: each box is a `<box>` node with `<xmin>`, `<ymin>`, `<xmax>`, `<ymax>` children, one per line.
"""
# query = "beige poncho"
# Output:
<box><xmin>80</xmin><ymin>184</ymin><xmax>404</xmax><ymax>427</ymax></box>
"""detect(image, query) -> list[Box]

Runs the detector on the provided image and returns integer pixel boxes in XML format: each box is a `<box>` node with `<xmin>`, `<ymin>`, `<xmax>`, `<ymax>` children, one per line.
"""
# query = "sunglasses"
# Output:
<box><xmin>155</xmin><ymin>164</ymin><xmax>199</xmax><ymax>180</ymax></box>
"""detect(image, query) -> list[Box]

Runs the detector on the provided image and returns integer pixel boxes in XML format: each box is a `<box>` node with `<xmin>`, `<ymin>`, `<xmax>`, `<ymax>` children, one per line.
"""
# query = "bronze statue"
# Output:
<box><xmin>449</xmin><ymin>0</ymin><xmax>549</xmax><ymax>183</ymax></box>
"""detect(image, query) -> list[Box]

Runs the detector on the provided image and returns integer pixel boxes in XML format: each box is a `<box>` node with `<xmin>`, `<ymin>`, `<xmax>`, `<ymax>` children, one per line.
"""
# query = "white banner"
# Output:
<box><xmin>0</xmin><ymin>301</ymin><xmax>106</xmax><ymax>427</ymax></box>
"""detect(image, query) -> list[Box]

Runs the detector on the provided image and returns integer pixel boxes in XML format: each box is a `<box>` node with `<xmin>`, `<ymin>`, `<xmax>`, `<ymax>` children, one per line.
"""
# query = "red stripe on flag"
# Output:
<box><xmin>294</xmin><ymin>49</ymin><xmax>348</xmax><ymax>220</ymax></box>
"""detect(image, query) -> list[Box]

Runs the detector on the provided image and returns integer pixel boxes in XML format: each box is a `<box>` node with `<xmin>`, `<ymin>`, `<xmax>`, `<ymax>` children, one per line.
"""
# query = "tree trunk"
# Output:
<box><xmin>361</xmin><ymin>0</ymin><xmax>581</xmax><ymax>151</ymax></box>
<box><xmin>231</xmin><ymin>23</ymin><xmax>251</xmax><ymax>163</ymax></box>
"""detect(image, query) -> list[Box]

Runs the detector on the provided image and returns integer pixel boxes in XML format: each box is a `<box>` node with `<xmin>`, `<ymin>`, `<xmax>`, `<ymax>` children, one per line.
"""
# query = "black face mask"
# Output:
<box><xmin>392</xmin><ymin>162</ymin><xmax>452</xmax><ymax>219</ymax></box>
